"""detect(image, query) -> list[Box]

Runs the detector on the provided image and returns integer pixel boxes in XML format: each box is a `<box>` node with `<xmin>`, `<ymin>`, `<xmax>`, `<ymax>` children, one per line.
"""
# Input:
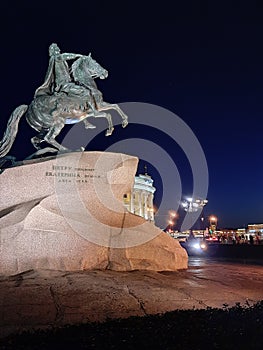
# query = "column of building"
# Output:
<box><xmin>123</xmin><ymin>170</ymin><xmax>156</xmax><ymax>222</ymax></box>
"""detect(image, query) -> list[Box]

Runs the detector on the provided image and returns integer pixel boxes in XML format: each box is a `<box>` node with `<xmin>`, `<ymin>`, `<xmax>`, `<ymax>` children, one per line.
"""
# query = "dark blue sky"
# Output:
<box><xmin>1</xmin><ymin>1</ymin><xmax>263</xmax><ymax>228</ymax></box>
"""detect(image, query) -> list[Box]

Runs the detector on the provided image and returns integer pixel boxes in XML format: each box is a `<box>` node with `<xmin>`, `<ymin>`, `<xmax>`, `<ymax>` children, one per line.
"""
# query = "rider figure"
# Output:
<box><xmin>34</xmin><ymin>43</ymin><xmax>83</xmax><ymax>96</ymax></box>
<box><xmin>34</xmin><ymin>43</ymin><xmax>96</xmax><ymax>128</ymax></box>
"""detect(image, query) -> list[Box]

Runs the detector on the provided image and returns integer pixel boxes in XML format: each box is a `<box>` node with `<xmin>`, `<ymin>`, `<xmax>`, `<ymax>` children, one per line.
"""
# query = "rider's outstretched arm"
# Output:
<box><xmin>61</xmin><ymin>53</ymin><xmax>83</xmax><ymax>60</ymax></box>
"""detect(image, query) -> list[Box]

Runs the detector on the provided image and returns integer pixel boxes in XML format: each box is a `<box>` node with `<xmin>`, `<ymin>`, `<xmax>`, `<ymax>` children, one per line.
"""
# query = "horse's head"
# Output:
<box><xmin>72</xmin><ymin>54</ymin><xmax>108</xmax><ymax>82</ymax></box>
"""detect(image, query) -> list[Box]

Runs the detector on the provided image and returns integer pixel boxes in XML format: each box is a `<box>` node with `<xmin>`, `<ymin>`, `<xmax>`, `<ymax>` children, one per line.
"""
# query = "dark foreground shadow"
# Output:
<box><xmin>1</xmin><ymin>301</ymin><xmax>263</xmax><ymax>350</ymax></box>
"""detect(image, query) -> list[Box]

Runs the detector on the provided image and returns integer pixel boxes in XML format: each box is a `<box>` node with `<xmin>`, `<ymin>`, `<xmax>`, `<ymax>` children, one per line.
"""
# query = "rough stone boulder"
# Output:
<box><xmin>0</xmin><ymin>151</ymin><xmax>188</xmax><ymax>275</ymax></box>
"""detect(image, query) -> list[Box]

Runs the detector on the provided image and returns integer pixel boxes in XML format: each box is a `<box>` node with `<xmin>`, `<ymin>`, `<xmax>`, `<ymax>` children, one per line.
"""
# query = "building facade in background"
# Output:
<box><xmin>124</xmin><ymin>171</ymin><xmax>156</xmax><ymax>222</ymax></box>
<box><xmin>247</xmin><ymin>224</ymin><xmax>263</xmax><ymax>234</ymax></box>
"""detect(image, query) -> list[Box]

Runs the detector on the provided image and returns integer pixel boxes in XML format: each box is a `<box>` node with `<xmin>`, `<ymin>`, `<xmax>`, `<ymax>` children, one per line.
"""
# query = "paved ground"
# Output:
<box><xmin>1</xmin><ymin>258</ymin><xmax>263</xmax><ymax>338</ymax></box>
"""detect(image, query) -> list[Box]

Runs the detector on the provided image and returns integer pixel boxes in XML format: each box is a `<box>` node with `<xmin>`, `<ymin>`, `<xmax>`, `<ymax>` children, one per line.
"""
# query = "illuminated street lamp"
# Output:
<box><xmin>168</xmin><ymin>220</ymin><xmax>173</xmax><ymax>232</ymax></box>
<box><xmin>181</xmin><ymin>198</ymin><xmax>208</xmax><ymax>214</ymax></box>
<box><xmin>181</xmin><ymin>197</ymin><xmax>208</xmax><ymax>234</ymax></box>
<box><xmin>209</xmin><ymin>215</ymin><xmax>218</xmax><ymax>233</ymax></box>
<box><xmin>167</xmin><ymin>211</ymin><xmax>178</xmax><ymax>233</ymax></box>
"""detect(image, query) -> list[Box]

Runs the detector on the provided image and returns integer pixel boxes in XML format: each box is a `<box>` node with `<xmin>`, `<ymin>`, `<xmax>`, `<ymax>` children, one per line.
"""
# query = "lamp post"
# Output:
<box><xmin>209</xmin><ymin>215</ymin><xmax>218</xmax><ymax>234</ymax></box>
<box><xmin>168</xmin><ymin>220</ymin><xmax>174</xmax><ymax>232</ymax></box>
<box><xmin>181</xmin><ymin>198</ymin><xmax>208</xmax><ymax>236</ymax></box>
<box><xmin>167</xmin><ymin>211</ymin><xmax>177</xmax><ymax>234</ymax></box>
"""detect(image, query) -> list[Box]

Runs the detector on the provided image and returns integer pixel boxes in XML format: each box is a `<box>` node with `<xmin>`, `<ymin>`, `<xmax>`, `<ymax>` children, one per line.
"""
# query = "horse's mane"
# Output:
<box><xmin>71</xmin><ymin>56</ymin><xmax>87</xmax><ymax>82</ymax></box>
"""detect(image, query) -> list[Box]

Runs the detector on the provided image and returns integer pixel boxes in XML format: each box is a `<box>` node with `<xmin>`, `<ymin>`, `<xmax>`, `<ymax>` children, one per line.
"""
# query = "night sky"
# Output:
<box><xmin>0</xmin><ymin>1</ymin><xmax>263</xmax><ymax>229</ymax></box>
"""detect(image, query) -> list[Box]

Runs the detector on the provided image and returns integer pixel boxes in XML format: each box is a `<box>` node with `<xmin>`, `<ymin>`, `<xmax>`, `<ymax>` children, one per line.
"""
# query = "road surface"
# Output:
<box><xmin>1</xmin><ymin>258</ymin><xmax>263</xmax><ymax>338</ymax></box>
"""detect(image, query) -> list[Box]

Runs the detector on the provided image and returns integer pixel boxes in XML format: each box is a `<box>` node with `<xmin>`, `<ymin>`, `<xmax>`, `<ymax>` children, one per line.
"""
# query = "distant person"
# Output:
<box><xmin>255</xmin><ymin>234</ymin><xmax>260</xmax><ymax>245</ymax></box>
<box><xmin>187</xmin><ymin>231</ymin><xmax>195</xmax><ymax>241</ymax></box>
<box><xmin>249</xmin><ymin>234</ymin><xmax>254</xmax><ymax>245</ymax></box>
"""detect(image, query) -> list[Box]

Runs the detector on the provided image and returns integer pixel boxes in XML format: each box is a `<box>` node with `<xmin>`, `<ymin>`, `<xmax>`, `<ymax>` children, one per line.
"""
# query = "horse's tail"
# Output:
<box><xmin>0</xmin><ymin>105</ymin><xmax>28</xmax><ymax>158</ymax></box>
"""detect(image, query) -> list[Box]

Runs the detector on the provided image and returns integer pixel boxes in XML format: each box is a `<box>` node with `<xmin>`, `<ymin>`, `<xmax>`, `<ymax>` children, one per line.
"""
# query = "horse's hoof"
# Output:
<box><xmin>122</xmin><ymin>120</ymin><xmax>128</xmax><ymax>128</ymax></box>
<box><xmin>85</xmin><ymin>123</ymin><xmax>96</xmax><ymax>129</ymax></box>
<box><xmin>105</xmin><ymin>128</ymin><xmax>114</xmax><ymax>136</ymax></box>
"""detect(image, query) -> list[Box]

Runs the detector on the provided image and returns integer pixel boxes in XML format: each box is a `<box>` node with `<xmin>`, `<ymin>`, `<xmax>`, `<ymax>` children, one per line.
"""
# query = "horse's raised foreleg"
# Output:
<box><xmin>83</xmin><ymin>119</ymin><xmax>96</xmax><ymax>129</ymax></box>
<box><xmin>44</xmin><ymin>122</ymin><xmax>68</xmax><ymax>152</ymax></box>
<box><xmin>89</xmin><ymin>112</ymin><xmax>114</xmax><ymax>136</ymax></box>
<box><xmin>104</xmin><ymin>113</ymin><xmax>114</xmax><ymax>136</ymax></box>
<box><xmin>97</xmin><ymin>102</ymin><xmax>128</xmax><ymax>128</ymax></box>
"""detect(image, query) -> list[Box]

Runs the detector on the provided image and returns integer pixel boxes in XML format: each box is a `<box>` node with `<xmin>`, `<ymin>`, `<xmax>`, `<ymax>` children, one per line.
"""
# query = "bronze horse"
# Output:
<box><xmin>0</xmin><ymin>54</ymin><xmax>128</xmax><ymax>158</ymax></box>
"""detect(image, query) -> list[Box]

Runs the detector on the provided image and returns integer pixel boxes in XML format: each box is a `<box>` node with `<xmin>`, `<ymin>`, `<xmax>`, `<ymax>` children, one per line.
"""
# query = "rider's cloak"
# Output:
<box><xmin>34</xmin><ymin>56</ymin><xmax>56</xmax><ymax>97</ymax></box>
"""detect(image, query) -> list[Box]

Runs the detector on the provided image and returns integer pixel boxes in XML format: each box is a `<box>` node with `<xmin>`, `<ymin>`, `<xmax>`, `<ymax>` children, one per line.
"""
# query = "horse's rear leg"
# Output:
<box><xmin>44</xmin><ymin>123</ymin><xmax>68</xmax><ymax>152</ymax></box>
<box><xmin>31</xmin><ymin>130</ymin><xmax>47</xmax><ymax>150</ymax></box>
